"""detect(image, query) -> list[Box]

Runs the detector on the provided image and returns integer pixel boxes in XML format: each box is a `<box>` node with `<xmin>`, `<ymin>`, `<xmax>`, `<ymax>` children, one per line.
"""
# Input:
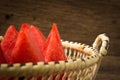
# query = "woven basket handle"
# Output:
<box><xmin>93</xmin><ymin>33</ymin><xmax>109</xmax><ymax>56</ymax></box>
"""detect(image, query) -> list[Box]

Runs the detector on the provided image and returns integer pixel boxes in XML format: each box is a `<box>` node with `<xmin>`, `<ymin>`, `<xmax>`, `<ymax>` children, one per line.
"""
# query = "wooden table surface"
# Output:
<box><xmin>0</xmin><ymin>0</ymin><xmax>120</xmax><ymax>80</ymax></box>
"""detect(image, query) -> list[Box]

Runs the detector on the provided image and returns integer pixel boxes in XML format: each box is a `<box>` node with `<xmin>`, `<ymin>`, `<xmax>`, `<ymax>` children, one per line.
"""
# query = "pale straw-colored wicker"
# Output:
<box><xmin>0</xmin><ymin>33</ymin><xmax>109</xmax><ymax>80</ymax></box>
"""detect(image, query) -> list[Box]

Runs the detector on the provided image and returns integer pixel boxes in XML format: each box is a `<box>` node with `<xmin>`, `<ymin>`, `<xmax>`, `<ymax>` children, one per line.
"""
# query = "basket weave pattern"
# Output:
<box><xmin>0</xmin><ymin>34</ymin><xmax>109</xmax><ymax>80</ymax></box>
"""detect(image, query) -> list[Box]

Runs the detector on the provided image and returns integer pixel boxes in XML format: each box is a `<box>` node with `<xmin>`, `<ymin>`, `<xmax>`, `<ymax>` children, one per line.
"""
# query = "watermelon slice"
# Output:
<box><xmin>11</xmin><ymin>23</ymin><xmax>44</xmax><ymax>64</ymax></box>
<box><xmin>42</xmin><ymin>23</ymin><xmax>66</xmax><ymax>62</ymax></box>
<box><xmin>0</xmin><ymin>44</ymin><xmax>7</xmax><ymax>64</ymax></box>
<box><xmin>30</xmin><ymin>25</ymin><xmax>46</xmax><ymax>51</ymax></box>
<box><xmin>1</xmin><ymin>25</ymin><xmax>18</xmax><ymax>63</ymax></box>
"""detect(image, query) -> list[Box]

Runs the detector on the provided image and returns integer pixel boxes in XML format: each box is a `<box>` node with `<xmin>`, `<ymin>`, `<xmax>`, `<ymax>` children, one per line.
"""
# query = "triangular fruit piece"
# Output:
<box><xmin>43</xmin><ymin>23</ymin><xmax>66</xmax><ymax>62</ymax></box>
<box><xmin>0</xmin><ymin>44</ymin><xmax>7</xmax><ymax>64</ymax></box>
<box><xmin>30</xmin><ymin>25</ymin><xmax>46</xmax><ymax>51</ymax></box>
<box><xmin>11</xmin><ymin>23</ymin><xmax>44</xmax><ymax>64</ymax></box>
<box><xmin>52</xmin><ymin>23</ymin><xmax>61</xmax><ymax>42</ymax></box>
<box><xmin>1</xmin><ymin>25</ymin><xmax>18</xmax><ymax>63</ymax></box>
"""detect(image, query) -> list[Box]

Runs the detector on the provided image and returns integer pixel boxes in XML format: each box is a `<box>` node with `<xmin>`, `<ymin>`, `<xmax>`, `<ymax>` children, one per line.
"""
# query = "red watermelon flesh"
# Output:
<box><xmin>30</xmin><ymin>25</ymin><xmax>46</xmax><ymax>51</ymax></box>
<box><xmin>0</xmin><ymin>77</ymin><xmax>4</xmax><ymax>80</ymax></box>
<box><xmin>43</xmin><ymin>23</ymin><xmax>66</xmax><ymax>62</ymax></box>
<box><xmin>1</xmin><ymin>25</ymin><xmax>18</xmax><ymax>63</ymax></box>
<box><xmin>0</xmin><ymin>44</ymin><xmax>7</xmax><ymax>64</ymax></box>
<box><xmin>11</xmin><ymin>23</ymin><xmax>44</xmax><ymax>64</ymax></box>
<box><xmin>0</xmin><ymin>77</ymin><xmax>14</xmax><ymax>80</ymax></box>
<box><xmin>52</xmin><ymin>23</ymin><xmax>61</xmax><ymax>42</ymax></box>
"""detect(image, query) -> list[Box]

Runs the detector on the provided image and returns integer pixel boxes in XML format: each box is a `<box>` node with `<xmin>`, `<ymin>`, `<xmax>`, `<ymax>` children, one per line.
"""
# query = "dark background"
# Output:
<box><xmin>0</xmin><ymin>0</ymin><xmax>120</xmax><ymax>80</ymax></box>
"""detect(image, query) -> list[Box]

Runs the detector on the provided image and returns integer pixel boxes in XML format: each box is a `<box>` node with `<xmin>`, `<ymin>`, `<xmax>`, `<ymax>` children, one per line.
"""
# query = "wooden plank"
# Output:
<box><xmin>96</xmin><ymin>73</ymin><xmax>120</xmax><ymax>80</ymax></box>
<box><xmin>98</xmin><ymin>56</ymin><xmax>120</xmax><ymax>73</ymax></box>
<box><xmin>96</xmin><ymin>56</ymin><xmax>120</xmax><ymax>80</ymax></box>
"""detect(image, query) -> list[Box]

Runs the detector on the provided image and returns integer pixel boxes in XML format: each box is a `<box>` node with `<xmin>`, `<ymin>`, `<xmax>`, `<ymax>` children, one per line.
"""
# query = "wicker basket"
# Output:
<box><xmin>0</xmin><ymin>33</ymin><xmax>109</xmax><ymax>80</ymax></box>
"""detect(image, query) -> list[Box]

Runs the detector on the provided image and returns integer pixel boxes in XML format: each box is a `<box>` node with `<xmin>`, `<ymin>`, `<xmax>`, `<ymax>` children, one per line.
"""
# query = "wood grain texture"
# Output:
<box><xmin>0</xmin><ymin>0</ymin><xmax>120</xmax><ymax>80</ymax></box>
